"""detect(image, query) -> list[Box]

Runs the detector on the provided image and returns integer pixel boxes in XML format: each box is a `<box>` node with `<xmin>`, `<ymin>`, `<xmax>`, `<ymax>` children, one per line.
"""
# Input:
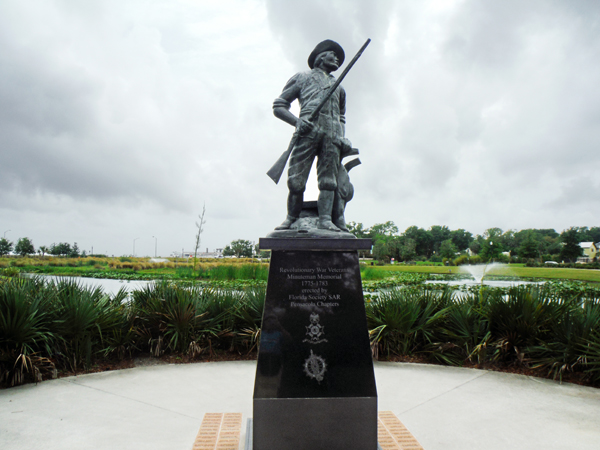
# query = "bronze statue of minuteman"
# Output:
<box><xmin>271</xmin><ymin>39</ymin><xmax>366</xmax><ymax>234</ymax></box>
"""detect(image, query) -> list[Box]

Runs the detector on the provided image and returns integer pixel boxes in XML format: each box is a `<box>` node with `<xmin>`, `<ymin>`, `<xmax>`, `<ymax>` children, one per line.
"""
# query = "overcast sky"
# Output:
<box><xmin>1</xmin><ymin>0</ymin><xmax>599</xmax><ymax>256</ymax></box>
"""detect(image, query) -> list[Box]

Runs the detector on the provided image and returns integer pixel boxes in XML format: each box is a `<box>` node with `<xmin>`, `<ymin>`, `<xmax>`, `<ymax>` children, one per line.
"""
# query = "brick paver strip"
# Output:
<box><xmin>193</xmin><ymin>413</ymin><xmax>243</xmax><ymax>450</ymax></box>
<box><xmin>378</xmin><ymin>411</ymin><xmax>424</xmax><ymax>450</ymax></box>
<box><xmin>194</xmin><ymin>411</ymin><xmax>421</xmax><ymax>450</ymax></box>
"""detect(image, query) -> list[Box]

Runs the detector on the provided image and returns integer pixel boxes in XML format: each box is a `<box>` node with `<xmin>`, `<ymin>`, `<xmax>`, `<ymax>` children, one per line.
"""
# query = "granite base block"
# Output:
<box><xmin>253</xmin><ymin>397</ymin><xmax>377</xmax><ymax>450</ymax></box>
<box><xmin>252</xmin><ymin>241</ymin><xmax>377</xmax><ymax>450</ymax></box>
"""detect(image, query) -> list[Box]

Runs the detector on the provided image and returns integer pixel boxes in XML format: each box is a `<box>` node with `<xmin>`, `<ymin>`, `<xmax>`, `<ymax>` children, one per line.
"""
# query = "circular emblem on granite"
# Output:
<box><xmin>303</xmin><ymin>349</ymin><xmax>326</xmax><ymax>383</ymax></box>
<box><xmin>303</xmin><ymin>313</ymin><xmax>328</xmax><ymax>344</ymax></box>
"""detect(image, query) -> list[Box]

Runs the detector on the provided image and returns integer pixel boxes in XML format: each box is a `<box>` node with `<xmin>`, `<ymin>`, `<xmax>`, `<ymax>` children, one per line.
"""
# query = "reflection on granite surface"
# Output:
<box><xmin>254</xmin><ymin>250</ymin><xmax>376</xmax><ymax>399</ymax></box>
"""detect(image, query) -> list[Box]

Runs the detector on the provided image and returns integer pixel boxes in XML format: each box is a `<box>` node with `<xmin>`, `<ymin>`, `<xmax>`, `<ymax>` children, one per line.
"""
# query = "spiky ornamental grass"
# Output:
<box><xmin>429</xmin><ymin>294</ymin><xmax>492</xmax><ymax>366</ymax></box>
<box><xmin>527</xmin><ymin>295</ymin><xmax>600</xmax><ymax>382</ymax></box>
<box><xmin>366</xmin><ymin>284</ymin><xmax>600</xmax><ymax>385</ymax></box>
<box><xmin>2</xmin><ymin>276</ymin><xmax>600</xmax><ymax>388</ymax></box>
<box><xmin>49</xmin><ymin>278</ymin><xmax>128</xmax><ymax>371</ymax></box>
<box><xmin>0</xmin><ymin>277</ymin><xmax>56</xmax><ymax>386</ymax></box>
<box><xmin>0</xmin><ymin>277</ymin><xmax>127</xmax><ymax>384</ymax></box>
<box><xmin>583</xmin><ymin>329</ymin><xmax>600</xmax><ymax>383</ymax></box>
<box><xmin>130</xmin><ymin>282</ymin><xmax>265</xmax><ymax>358</ymax></box>
<box><xmin>366</xmin><ymin>287</ymin><xmax>451</xmax><ymax>358</ymax></box>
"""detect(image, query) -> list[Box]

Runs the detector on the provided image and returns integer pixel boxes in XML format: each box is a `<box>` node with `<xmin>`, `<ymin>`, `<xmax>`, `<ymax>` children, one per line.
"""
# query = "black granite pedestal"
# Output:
<box><xmin>253</xmin><ymin>238</ymin><xmax>377</xmax><ymax>450</ymax></box>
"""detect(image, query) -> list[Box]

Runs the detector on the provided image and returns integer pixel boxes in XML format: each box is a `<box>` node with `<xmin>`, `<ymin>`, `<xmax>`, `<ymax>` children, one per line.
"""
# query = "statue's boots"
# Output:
<box><xmin>318</xmin><ymin>215</ymin><xmax>341</xmax><ymax>231</ymax></box>
<box><xmin>275</xmin><ymin>215</ymin><xmax>298</xmax><ymax>230</ymax></box>
<box><xmin>275</xmin><ymin>193</ymin><xmax>303</xmax><ymax>230</ymax></box>
<box><xmin>332</xmin><ymin>194</ymin><xmax>348</xmax><ymax>231</ymax></box>
<box><xmin>333</xmin><ymin>217</ymin><xmax>349</xmax><ymax>232</ymax></box>
<box><xmin>317</xmin><ymin>189</ymin><xmax>340</xmax><ymax>231</ymax></box>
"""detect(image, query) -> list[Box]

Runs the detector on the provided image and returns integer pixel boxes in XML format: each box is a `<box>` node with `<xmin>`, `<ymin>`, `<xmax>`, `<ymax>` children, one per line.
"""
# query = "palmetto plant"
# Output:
<box><xmin>231</xmin><ymin>286</ymin><xmax>266</xmax><ymax>353</ymax></box>
<box><xmin>0</xmin><ymin>277</ymin><xmax>56</xmax><ymax>385</ymax></box>
<box><xmin>583</xmin><ymin>328</ymin><xmax>600</xmax><ymax>384</ymax></box>
<box><xmin>529</xmin><ymin>296</ymin><xmax>600</xmax><ymax>382</ymax></box>
<box><xmin>366</xmin><ymin>287</ymin><xmax>450</xmax><ymax>358</ymax></box>
<box><xmin>132</xmin><ymin>282</ymin><xmax>225</xmax><ymax>355</ymax></box>
<box><xmin>430</xmin><ymin>294</ymin><xmax>492</xmax><ymax>366</ymax></box>
<box><xmin>5</xmin><ymin>273</ymin><xmax>600</xmax><ymax>389</ymax></box>
<box><xmin>202</xmin><ymin>288</ymin><xmax>241</xmax><ymax>329</ymax></box>
<box><xmin>50</xmin><ymin>279</ymin><xmax>126</xmax><ymax>371</ymax></box>
<box><xmin>132</xmin><ymin>283</ymin><xmax>266</xmax><ymax>356</ymax></box>
<box><xmin>101</xmin><ymin>290</ymin><xmax>137</xmax><ymax>361</ymax></box>
<box><xmin>484</xmin><ymin>285</ymin><xmax>567</xmax><ymax>364</ymax></box>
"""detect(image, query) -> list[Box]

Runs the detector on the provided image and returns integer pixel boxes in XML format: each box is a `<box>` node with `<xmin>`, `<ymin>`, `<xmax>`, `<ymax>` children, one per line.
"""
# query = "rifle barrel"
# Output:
<box><xmin>266</xmin><ymin>38</ymin><xmax>371</xmax><ymax>184</ymax></box>
<box><xmin>308</xmin><ymin>38</ymin><xmax>371</xmax><ymax>122</ymax></box>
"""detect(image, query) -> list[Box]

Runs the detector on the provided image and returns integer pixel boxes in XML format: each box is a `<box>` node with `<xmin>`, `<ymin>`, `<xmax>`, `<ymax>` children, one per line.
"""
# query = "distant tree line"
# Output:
<box><xmin>222</xmin><ymin>239</ymin><xmax>254</xmax><ymax>258</ymax></box>
<box><xmin>0</xmin><ymin>238</ymin><xmax>84</xmax><ymax>258</ymax></box>
<box><xmin>346</xmin><ymin>222</ymin><xmax>600</xmax><ymax>264</ymax></box>
<box><xmin>3</xmin><ymin>224</ymin><xmax>598</xmax><ymax>263</ymax></box>
<box><xmin>220</xmin><ymin>240</ymin><xmax>271</xmax><ymax>259</ymax></box>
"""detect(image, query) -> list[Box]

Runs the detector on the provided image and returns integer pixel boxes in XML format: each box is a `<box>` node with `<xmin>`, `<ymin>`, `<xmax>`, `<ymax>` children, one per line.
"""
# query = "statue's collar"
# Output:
<box><xmin>312</xmin><ymin>67</ymin><xmax>334</xmax><ymax>77</ymax></box>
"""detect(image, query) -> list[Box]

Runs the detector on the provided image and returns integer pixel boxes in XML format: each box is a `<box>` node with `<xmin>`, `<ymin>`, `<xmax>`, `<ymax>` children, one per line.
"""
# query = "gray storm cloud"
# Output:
<box><xmin>1</xmin><ymin>0</ymin><xmax>599</xmax><ymax>255</ymax></box>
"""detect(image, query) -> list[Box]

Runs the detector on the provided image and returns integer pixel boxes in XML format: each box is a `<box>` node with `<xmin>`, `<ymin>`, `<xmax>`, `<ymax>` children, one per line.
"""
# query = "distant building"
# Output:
<box><xmin>577</xmin><ymin>242</ymin><xmax>598</xmax><ymax>263</ymax></box>
<box><xmin>175</xmin><ymin>249</ymin><xmax>224</xmax><ymax>258</ymax></box>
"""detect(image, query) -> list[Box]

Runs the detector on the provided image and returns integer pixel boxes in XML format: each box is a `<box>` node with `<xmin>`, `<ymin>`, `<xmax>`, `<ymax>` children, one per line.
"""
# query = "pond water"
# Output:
<box><xmin>424</xmin><ymin>279</ymin><xmax>544</xmax><ymax>288</ymax></box>
<box><xmin>26</xmin><ymin>274</ymin><xmax>153</xmax><ymax>296</ymax></box>
<box><xmin>25</xmin><ymin>274</ymin><xmax>543</xmax><ymax>298</ymax></box>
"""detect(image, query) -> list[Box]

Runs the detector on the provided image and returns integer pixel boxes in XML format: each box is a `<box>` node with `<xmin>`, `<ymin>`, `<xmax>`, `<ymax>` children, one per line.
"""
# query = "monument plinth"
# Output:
<box><xmin>253</xmin><ymin>237</ymin><xmax>377</xmax><ymax>450</ymax></box>
<box><xmin>254</xmin><ymin>38</ymin><xmax>375</xmax><ymax>449</ymax></box>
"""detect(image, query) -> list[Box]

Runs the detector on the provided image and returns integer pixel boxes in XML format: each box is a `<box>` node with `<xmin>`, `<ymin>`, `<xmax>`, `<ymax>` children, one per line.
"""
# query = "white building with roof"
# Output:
<box><xmin>577</xmin><ymin>242</ymin><xmax>598</xmax><ymax>263</ymax></box>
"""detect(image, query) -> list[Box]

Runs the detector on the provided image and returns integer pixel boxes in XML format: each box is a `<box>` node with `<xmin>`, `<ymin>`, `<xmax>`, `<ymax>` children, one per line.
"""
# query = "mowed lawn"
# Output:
<box><xmin>368</xmin><ymin>264</ymin><xmax>600</xmax><ymax>283</ymax></box>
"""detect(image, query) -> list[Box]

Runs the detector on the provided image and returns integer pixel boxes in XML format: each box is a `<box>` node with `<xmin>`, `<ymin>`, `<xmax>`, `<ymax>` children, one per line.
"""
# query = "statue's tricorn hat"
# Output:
<box><xmin>308</xmin><ymin>39</ymin><xmax>345</xmax><ymax>69</ymax></box>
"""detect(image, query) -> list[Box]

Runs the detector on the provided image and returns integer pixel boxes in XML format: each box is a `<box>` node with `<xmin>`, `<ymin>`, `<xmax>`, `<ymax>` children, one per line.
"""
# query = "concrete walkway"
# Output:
<box><xmin>1</xmin><ymin>361</ymin><xmax>599</xmax><ymax>450</ymax></box>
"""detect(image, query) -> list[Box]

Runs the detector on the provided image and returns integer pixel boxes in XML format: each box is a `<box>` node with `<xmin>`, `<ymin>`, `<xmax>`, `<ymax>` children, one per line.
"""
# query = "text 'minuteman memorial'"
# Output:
<box><xmin>253</xmin><ymin>38</ymin><xmax>377</xmax><ymax>450</ymax></box>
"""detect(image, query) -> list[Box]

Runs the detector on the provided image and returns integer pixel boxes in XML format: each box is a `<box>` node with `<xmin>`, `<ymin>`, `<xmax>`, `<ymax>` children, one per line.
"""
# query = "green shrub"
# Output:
<box><xmin>429</xmin><ymin>294</ymin><xmax>491</xmax><ymax>366</ymax></box>
<box><xmin>49</xmin><ymin>279</ymin><xmax>128</xmax><ymax>371</ymax></box>
<box><xmin>583</xmin><ymin>329</ymin><xmax>600</xmax><ymax>383</ymax></box>
<box><xmin>528</xmin><ymin>296</ymin><xmax>600</xmax><ymax>382</ymax></box>
<box><xmin>360</xmin><ymin>267</ymin><xmax>387</xmax><ymax>280</ymax></box>
<box><xmin>235</xmin><ymin>264</ymin><xmax>268</xmax><ymax>281</ymax></box>
<box><xmin>210</xmin><ymin>265</ymin><xmax>237</xmax><ymax>280</ymax></box>
<box><xmin>133</xmin><ymin>282</ymin><xmax>225</xmax><ymax>355</ymax></box>
<box><xmin>232</xmin><ymin>286</ymin><xmax>266</xmax><ymax>352</ymax></box>
<box><xmin>4</xmin><ymin>274</ymin><xmax>600</xmax><ymax>388</ymax></box>
<box><xmin>0</xmin><ymin>277</ymin><xmax>57</xmax><ymax>386</ymax></box>
<box><xmin>484</xmin><ymin>286</ymin><xmax>567</xmax><ymax>364</ymax></box>
<box><xmin>366</xmin><ymin>287</ymin><xmax>451</xmax><ymax>358</ymax></box>
<box><xmin>2</xmin><ymin>267</ymin><xmax>20</xmax><ymax>277</ymax></box>
<box><xmin>453</xmin><ymin>254</ymin><xmax>483</xmax><ymax>266</ymax></box>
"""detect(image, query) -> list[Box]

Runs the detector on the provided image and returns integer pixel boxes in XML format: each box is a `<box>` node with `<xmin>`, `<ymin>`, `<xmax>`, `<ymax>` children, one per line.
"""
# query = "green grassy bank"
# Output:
<box><xmin>3</xmin><ymin>256</ymin><xmax>600</xmax><ymax>283</ymax></box>
<box><xmin>361</xmin><ymin>264</ymin><xmax>600</xmax><ymax>283</ymax></box>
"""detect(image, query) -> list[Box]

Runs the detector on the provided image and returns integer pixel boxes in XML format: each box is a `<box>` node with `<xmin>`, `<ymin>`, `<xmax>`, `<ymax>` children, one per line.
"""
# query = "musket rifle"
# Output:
<box><xmin>266</xmin><ymin>38</ymin><xmax>371</xmax><ymax>184</ymax></box>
